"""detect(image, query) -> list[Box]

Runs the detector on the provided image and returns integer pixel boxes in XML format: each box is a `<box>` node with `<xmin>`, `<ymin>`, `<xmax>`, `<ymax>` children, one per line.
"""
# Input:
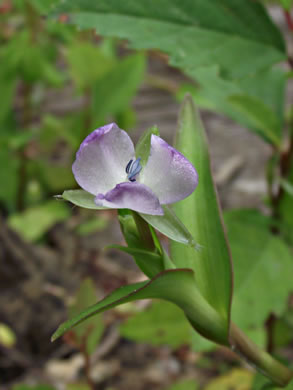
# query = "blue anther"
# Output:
<box><xmin>125</xmin><ymin>159</ymin><xmax>133</xmax><ymax>174</ymax></box>
<box><xmin>126</xmin><ymin>157</ymin><xmax>142</xmax><ymax>182</ymax></box>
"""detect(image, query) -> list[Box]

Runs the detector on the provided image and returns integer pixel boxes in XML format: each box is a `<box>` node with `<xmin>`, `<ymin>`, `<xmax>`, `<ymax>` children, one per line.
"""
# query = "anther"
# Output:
<box><xmin>125</xmin><ymin>157</ymin><xmax>142</xmax><ymax>182</ymax></box>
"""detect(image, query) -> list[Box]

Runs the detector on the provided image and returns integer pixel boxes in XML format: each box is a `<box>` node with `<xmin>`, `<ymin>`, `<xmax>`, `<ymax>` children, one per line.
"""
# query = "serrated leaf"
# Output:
<box><xmin>52</xmin><ymin>269</ymin><xmax>228</xmax><ymax>346</ymax></box>
<box><xmin>140</xmin><ymin>205</ymin><xmax>198</xmax><ymax>248</ymax></box>
<box><xmin>182</xmin><ymin>66</ymin><xmax>286</xmax><ymax>144</ymax></box>
<box><xmin>52</xmin><ymin>0</ymin><xmax>285</xmax><ymax>80</ymax></box>
<box><xmin>171</xmin><ymin>96</ymin><xmax>233</xmax><ymax>326</ymax></box>
<box><xmin>224</xmin><ymin>209</ymin><xmax>293</xmax><ymax>345</ymax></box>
<box><xmin>62</xmin><ymin>189</ymin><xmax>105</xmax><ymax>209</ymax></box>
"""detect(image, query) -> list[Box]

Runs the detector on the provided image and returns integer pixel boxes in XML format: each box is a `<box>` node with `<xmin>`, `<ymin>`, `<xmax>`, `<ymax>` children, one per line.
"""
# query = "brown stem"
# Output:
<box><xmin>80</xmin><ymin>339</ymin><xmax>95</xmax><ymax>390</ymax></box>
<box><xmin>265</xmin><ymin>314</ymin><xmax>276</xmax><ymax>354</ymax></box>
<box><xmin>271</xmin><ymin>135</ymin><xmax>293</xmax><ymax>219</ymax></box>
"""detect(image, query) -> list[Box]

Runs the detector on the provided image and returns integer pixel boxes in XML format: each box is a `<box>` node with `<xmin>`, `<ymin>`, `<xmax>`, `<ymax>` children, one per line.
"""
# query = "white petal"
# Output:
<box><xmin>72</xmin><ymin>123</ymin><xmax>135</xmax><ymax>195</ymax></box>
<box><xmin>140</xmin><ymin>135</ymin><xmax>198</xmax><ymax>204</ymax></box>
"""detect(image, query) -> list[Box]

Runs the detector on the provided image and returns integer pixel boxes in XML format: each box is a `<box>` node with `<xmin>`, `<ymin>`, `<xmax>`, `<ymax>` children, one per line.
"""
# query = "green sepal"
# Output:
<box><xmin>135</xmin><ymin>125</ymin><xmax>160</xmax><ymax>166</ymax></box>
<box><xmin>61</xmin><ymin>189</ymin><xmax>105</xmax><ymax>209</ymax></box>
<box><xmin>140</xmin><ymin>205</ymin><xmax>198</xmax><ymax>248</ymax></box>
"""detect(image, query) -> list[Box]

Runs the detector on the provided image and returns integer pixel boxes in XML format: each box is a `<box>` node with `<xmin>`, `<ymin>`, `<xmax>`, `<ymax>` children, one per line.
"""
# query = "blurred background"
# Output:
<box><xmin>0</xmin><ymin>1</ymin><xmax>292</xmax><ymax>390</ymax></box>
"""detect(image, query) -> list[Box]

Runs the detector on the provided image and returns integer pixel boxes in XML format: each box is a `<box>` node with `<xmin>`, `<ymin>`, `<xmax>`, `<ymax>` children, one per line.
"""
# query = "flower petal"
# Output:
<box><xmin>95</xmin><ymin>182</ymin><xmax>164</xmax><ymax>215</ymax></box>
<box><xmin>72</xmin><ymin>123</ymin><xmax>135</xmax><ymax>195</ymax></box>
<box><xmin>140</xmin><ymin>135</ymin><xmax>198</xmax><ymax>204</ymax></box>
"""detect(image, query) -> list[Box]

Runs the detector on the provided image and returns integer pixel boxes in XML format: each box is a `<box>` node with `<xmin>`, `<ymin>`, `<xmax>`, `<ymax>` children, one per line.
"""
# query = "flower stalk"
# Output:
<box><xmin>230</xmin><ymin>323</ymin><xmax>293</xmax><ymax>387</ymax></box>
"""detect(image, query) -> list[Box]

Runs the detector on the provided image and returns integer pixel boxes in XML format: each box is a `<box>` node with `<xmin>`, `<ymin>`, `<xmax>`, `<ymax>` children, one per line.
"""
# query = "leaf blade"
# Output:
<box><xmin>171</xmin><ymin>95</ymin><xmax>233</xmax><ymax>323</ymax></box>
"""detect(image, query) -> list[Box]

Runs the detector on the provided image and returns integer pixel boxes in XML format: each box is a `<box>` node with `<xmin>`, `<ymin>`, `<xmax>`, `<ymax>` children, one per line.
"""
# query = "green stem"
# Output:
<box><xmin>131</xmin><ymin>211</ymin><xmax>155</xmax><ymax>251</ymax></box>
<box><xmin>230</xmin><ymin>323</ymin><xmax>293</xmax><ymax>387</ymax></box>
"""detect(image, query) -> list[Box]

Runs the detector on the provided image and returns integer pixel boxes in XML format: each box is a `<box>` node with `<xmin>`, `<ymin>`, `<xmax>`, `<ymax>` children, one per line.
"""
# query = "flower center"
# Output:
<box><xmin>125</xmin><ymin>157</ymin><xmax>142</xmax><ymax>182</ymax></box>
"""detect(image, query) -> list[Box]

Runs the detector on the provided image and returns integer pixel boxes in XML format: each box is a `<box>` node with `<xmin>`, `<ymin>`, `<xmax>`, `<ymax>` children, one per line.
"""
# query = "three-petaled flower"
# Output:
<box><xmin>73</xmin><ymin>123</ymin><xmax>198</xmax><ymax>215</ymax></box>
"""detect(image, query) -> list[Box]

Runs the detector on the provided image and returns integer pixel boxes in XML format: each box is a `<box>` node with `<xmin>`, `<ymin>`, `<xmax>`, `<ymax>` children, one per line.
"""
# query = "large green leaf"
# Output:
<box><xmin>51</xmin><ymin>0</ymin><xmax>286</xmax><ymax>142</ymax></box>
<box><xmin>224</xmin><ymin>209</ymin><xmax>293</xmax><ymax>346</ymax></box>
<box><xmin>182</xmin><ymin>66</ymin><xmax>286</xmax><ymax>145</ymax></box>
<box><xmin>52</xmin><ymin>269</ymin><xmax>228</xmax><ymax>345</ymax></box>
<box><xmin>171</xmin><ymin>96</ymin><xmax>233</xmax><ymax>326</ymax></box>
<box><xmin>52</xmin><ymin>0</ymin><xmax>285</xmax><ymax>80</ymax></box>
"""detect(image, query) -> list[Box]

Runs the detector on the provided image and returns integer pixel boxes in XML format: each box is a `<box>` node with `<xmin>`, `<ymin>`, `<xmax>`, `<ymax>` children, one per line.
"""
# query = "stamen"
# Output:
<box><xmin>125</xmin><ymin>157</ymin><xmax>142</xmax><ymax>182</ymax></box>
<box><xmin>125</xmin><ymin>159</ymin><xmax>133</xmax><ymax>174</ymax></box>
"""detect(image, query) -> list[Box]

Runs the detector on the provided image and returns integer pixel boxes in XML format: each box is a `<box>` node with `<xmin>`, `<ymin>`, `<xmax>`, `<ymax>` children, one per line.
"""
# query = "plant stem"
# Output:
<box><xmin>284</xmin><ymin>10</ymin><xmax>293</xmax><ymax>32</ymax></box>
<box><xmin>80</xmin><ymin>335</ymin><xmax>95</xmax><ymax>390</ymax></box>
<box><xmin>132</xmin><ymin>211</ymin><xmax>155</xmax><ymax>251</ymax></box>
<box><xmin>230</xmin><ymin>323</ymin><xmax>293</xmax><ymax>387</ymax></box>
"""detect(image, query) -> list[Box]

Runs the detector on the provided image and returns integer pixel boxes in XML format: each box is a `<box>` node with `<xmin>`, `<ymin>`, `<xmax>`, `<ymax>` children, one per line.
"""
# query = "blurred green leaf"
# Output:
<box><xmin>12</xmin><ymin>385</ymin><xmax>56</xmax><ymax>390</ymax></box>
<box><xmin>52</xmin><ymin>269</ymin><xmax>228</xmax><ymax>346</ymax></box>
<box><xmin>66</xmin><ymin>384</ymin><xmax>91</xmax><ymax>390</ymax></box>
<box><xmin>252</xmin><ymin>372</ymin><xmax>293</xmax><ymax>389</ymax></box>
<box><xmin>76</xmin><ymin>216</ymin><xmax>109</xmax><ymax>235</ymax></box>
<box><xmin>228</xmin><ymin>94</ymin><xmax>282</xmax><ymax>147</ymax></box>
<box><xmin>0</xmin><ymin>149</ymin><xmax>19</xmax><ymax>211</ymax></box>
<box><xmin>140</xmin><ymin>205</ymin><xmax>198</xmax><ymax>248</ymax></box>
<box><xmin>164</xmin><ymin>379</ymin><xmax>198</xmax><ymax>390</ymax></box>
<box><xmin>0</xmin><ymin>72</ymin><xmax>16</xmax><ymax>124</ymax></box>
<box><xmin>67</xmin><ymin>41</ymin><xmax>114</xmax><ymax>90</ymax></box>
<box><xmin>91</xmin><ymin>53</ymin><xmax>145</xmax><ymax>125</ymax></box>
<box><xmin>38</xmin><ymin>163</ymin><xmax>76</xmax><ymax>192</ymax></box>
<box><xmin>204</xmin><ymin>368</ymin><xmax>253</xmax><ymax>390</ymax></box>
<box><xmin>8</xmin><ymin>200</ymin><xmax>70</xmax><ymax>241</ymax></box>
<box><xmin>279</xmin><ymin>0</ymin><xmax>293</xmax><ymax>10</ymax></box>
<box><xmin>120</xmin><ymin>300</ymin><xmax>192</xmax><ymax>348</ymax></box>
<box><xmin>224</xmin><ymin>209</ymin><xmax>293</xmax><ymax>345</ymax></box>
<box><xmin>180</xmin><ymin>66</ymin><xmax>286</xmax><ymax>144</ymax></box>
<box><xmin>62</xmin><ymin>189</ymin><xmax>105</xmax><ymax>209</ymax></box>
<box><xmin>278</xmin><ymin>157</ymin><xmax>293</xmax><ymax>244</ymax></box>
<box><xmin>70</xmin><ymin>278</ymin><xmax>104</xmax><ymax>355</ymax></box>
<box><xmin>53</xmin><ymin>0</ymin><xmax>285</xmax><ymax>80</ymax></box>
<box><xmin>171</xmin><ymin>96</ymin><xmax>233</xmax><ymax>330</ymax></box>
<box><xmin>0</xmin><ymin>323</ymin><xmax>16</xmax><ymax>348</ymax></box>
<box><xmin>280</xmin><ymin>178</ymin><xmax>293</xmax><ymax>197</ymax></box>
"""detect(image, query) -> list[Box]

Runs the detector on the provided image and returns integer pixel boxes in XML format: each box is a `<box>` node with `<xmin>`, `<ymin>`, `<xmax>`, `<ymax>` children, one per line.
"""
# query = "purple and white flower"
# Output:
<box><xmin>72</xmin><ymin>123</ymin><xmax>198</xmax><ymax>215</ymax></box>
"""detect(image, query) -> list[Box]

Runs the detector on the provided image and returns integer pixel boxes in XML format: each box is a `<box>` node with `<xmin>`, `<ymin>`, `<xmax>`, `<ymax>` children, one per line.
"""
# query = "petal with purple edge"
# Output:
<box><xmin>72</xmin><ymin>123</ymin><xmax>135</xmax><ymax>195</ymax></box>
<box><xmin>140</xmin><ymin>135</ymin><xmax>198</xmax><ymax>204</ymax></box>
<box><xmin>94</xmin><ymin>182</ymin><xmax>164</xmax><ymax>215</ymax></box>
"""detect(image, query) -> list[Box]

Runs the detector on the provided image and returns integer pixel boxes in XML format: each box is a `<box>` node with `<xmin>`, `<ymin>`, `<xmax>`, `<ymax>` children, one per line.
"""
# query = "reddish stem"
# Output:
<box><xmin>284</xmin><ymin>10</ymin><xmax>293</xmax><ymax>32</ymax></box>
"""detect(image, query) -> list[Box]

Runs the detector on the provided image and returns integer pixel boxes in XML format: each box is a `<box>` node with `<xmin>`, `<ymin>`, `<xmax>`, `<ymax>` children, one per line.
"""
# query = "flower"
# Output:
<box><xmin>72</xmin><ymin>123</ymin><xmax>198</xmax><ymax>215</ymax></box>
